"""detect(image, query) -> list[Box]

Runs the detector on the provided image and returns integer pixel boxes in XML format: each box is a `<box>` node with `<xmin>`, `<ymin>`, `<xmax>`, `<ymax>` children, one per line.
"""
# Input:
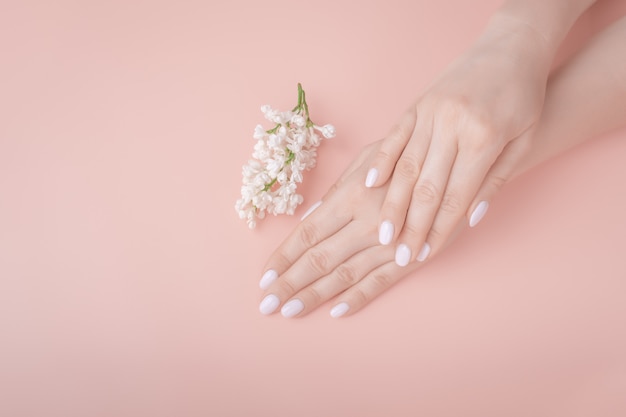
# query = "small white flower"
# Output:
<box><xmin>236</xmin><ymin>83</ymin><xmax>335</xmax><ymax>228</ymax></box>
<box><xmin>290</xmin><ymin>115</ymin><xmax>306</xmax><ymax>127</ymax></box>
<box><xmin>253</xmin><ymin>124</ymin><xmax>266</xmax><ymax>140</ymax></box>
<box><xmin>315</xmin><ymin>124</ymin><xmax>336</xmax><ymax>139</ymax></box>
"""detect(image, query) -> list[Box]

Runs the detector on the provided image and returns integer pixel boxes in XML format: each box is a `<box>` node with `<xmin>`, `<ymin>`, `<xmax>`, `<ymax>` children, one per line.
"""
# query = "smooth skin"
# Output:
<box><xmin>259</xmin><ymin>13</ymin><xmax>626</xmax><ymax>318</ymax></box>
<box><xmin>368</xmin><ymin>0</ymin><xmax>599</xmax><ymax>266</ymax></box>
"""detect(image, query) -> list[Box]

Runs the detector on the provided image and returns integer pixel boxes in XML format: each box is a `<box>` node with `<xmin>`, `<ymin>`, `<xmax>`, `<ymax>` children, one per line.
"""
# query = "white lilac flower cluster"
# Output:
<box><xmin>235</xmin><ymin>83</ymin><xmax>336</xmax><ymax>229</ymax></box>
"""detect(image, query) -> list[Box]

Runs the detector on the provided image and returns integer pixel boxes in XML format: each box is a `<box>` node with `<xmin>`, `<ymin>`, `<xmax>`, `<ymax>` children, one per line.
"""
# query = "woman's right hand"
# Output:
<box><xmin>364</xmin><ymin>15</ymin><xmax>553</xmax><ymax>268</ymax></box>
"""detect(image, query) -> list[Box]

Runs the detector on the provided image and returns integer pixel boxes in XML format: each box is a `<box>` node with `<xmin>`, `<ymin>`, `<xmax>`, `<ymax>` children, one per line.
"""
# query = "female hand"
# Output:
<box><xmin>257</xmin><ymin>13</ymin><xmax>626</xmax><ymax>319</ymax></box>
<box><xmin>257</xmin><ymin>141</ymin><xmax>468</xmax><ymax>318</ymax></box>
<box><xmin>365</xmin><ymin>18</ymin><xmax>552</xmax><ymax>267</ymax></box>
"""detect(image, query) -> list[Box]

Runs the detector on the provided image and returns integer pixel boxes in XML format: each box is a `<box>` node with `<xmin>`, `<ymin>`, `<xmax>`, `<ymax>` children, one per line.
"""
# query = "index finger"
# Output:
<box><xmin>259</xmin><ymin>195</ymin><xmax>352</xmax><ymax>289</ymax></box>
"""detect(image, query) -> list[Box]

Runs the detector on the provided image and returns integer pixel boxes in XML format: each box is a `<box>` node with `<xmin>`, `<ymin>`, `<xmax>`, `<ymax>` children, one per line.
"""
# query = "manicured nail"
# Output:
<box><xmin>330</xmin><ymin>302</ymin><xmax>350</xmax><ymax>318</ymax></box>
<box><xmin>259</xmin><ymin>269</ymin><xmax>278</xmax><ymax>290</ymax></box>
<box><xmin>300</xmin><ymin>200</ymin><xmax>322</xmax><ymax>221</ymax></box>
<box><xmin>469</xmin><ymin>201</ymin><xmax>489</xmax><ymax>227</ymax></box>
<box><xmin>379</xmin><ymin>220</ymin><xmax>394</xmax><ymax>245</ymax></box>
<box><xmin>365</xmin><ymin>168</ymin><xmax>379</xmax><ymax>188</ymax></box>
<box><xmin>395</xmin><ymin>244</ymin><xmax>411</xmax><ymax>267</ymax></box>
<box><xmin>281</xmin><ymin>299</ymin><xmax>304</xmax><ymax>318</ymax></box>
<box><xmin>259</xmin><ymin>294</ymin><xmax>280</xmax><ymax>315</ymax></box>
<box><xmin>417</xmin><ymin>242</ymin><xmax>431</xmax><ymax>262</ymax></box>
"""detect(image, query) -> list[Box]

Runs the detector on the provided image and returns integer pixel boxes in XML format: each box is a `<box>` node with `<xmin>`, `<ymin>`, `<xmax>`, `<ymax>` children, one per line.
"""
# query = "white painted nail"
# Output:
<box><xmin>259</xmin><ymin>294</ymin><xmax>280</xmax><ymax>315</ymax></box>
<box><xmin>330</xmin><ymin>302</ymin><xmax>350</xmax><ymax>318</ymax></box>
<box><xmin>281</xmin><ymin>299</ymin><xmax>304</xmax><ymax>318</ymax></box>
<box><xmin>379</xmin><ymin>220</ymin><xmax>394</xmax><ymax>245</ymax></box>
<box><xmin>416</xmin><ymin>242</ymin><xmax>431</xmax><ymax>262</ymax></box>
<box><xmin>469</xmin><ymin>201</ymin><xmax>489</xmax><ymax>227</ymax></box>
<box><xmin>365</xmin><ymin>168</ymin><xmax>379</xmax><ymax>188</ymax></box>
<box><xmin>300</xmin><ymin>200</ymin><xmax>322</xmax><ymax>221</ymax></box>
<box><xmin>395</xmin><ymin>244</ymin><xmax>412</xmax><ymax>267</ymax></box>
<box><xmin>259</xmin><ymin>269</ymin><xmax>278</xmax><ymax>290</ymax></box>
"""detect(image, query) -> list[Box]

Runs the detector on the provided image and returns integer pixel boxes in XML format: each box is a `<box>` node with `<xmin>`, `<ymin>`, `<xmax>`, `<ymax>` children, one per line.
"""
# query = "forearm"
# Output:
<box><xmin>481</xmin><ymin>0</ymin><xmax>598</xmax><ymax>71</ymax></box>
<box><xmin>514</xmin><ymin>16</ymin><xmax>626</xmax><ymax>177</ymax></box>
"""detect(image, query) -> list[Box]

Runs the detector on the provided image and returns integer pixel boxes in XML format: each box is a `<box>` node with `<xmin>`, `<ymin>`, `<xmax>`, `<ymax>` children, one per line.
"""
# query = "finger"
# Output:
<box><xmin>279</xmin><ymin>244</ymin><xmax>395</xmax><ymax>318</ymax></box>
<box><xmin>468</xmin><ymin>137</ymin><xmax>532</xmax><ymax>227</ymax></box>
<box><xmin>421</xmin><ymin>147</ymin><xmax>497</xmax><ymax>258</ymax></box>
<box><xmin>319</xmin><ymin>141</ymin><xmax>378</xmax><ymax>204</ymax></box>
<box><xmin>329</xmin><ymin>260</ymin><xmax>419</xmax><ymax>318</ymax></box>
<box><xmin>376</xmin><ymin>112</ymin><xmax>433</xmax><ymax>245</ymax></box>
<box><xmin>260</xmin><ymin>200</ymin><xmax>352</xmax><ymax>290</ymax></box>
<box><xmin>364</xmin><ymin>107</ymin><xmax>418</xmax><ymax>188</ymax></box>
<box><xmin>392</xmin><ymin>132</ymin><xmax>457</xmax><ymax>266</ymax></box>
<box><xmin>329</xmin><ymin>215</ymin><xmax>470</xmax><ymax>318</ymax></box>
<box><xmin>302</xmin><ymin>141</ymin><xmax>380</xmax><ymax>223</ymax></box>
<box><xmin>259</xmin><ymin>221</ymin><xmax>378</xmax><ymax>315</ymax></box>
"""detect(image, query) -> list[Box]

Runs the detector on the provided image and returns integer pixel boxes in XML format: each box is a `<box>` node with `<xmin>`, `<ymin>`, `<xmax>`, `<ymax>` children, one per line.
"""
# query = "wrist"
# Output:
<box><xmin>484</xmin><ymin>0</ymin><xmax>596</xmax><ymax>62</ymax></box>
<box><xmin>473</xmin><ymin>12</ymin><xmax>559</xmax><ymax>81</ymax></box>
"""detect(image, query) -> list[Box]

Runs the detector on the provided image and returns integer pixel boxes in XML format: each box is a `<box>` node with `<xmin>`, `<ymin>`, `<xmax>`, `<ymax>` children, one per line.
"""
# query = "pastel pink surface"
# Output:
<box><xmin>1</xmin><ymin>1</ymin><xmax>625</xmax><ymax>416</ymax></box>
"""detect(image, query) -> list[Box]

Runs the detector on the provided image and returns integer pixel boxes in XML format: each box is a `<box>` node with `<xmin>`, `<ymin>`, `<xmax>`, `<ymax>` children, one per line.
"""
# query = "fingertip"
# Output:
<box><xmin>330</xmin><ymin>302</ymin><xmax>350</xmax><ymax>318</ymax></box>
<box><xmin>469</xmin><ymin>200</ymin><xmax>489</xmax><ymax>227</ymax></box>
<box><xmin>416</xmin><ymin>242</ymin><xmax>431</xmax><ymax>262</ymax></box>
<box><xmin>365</xmin><ymin>168</ymin><xmax>379</xmax><ymax>188</ymax></box>
<box><xmin>378</xmin><ymin>220</ymin><xmax>395</xmax><ymax>245</ymax></box>
<box><xmin>394</xmin><ymin>244</ymin><xmax>411</xmax><ymax>267</ymax></box>
<box><xmin>259</xmin><ymin>269</ymin><xmax>278</xmax><ymax>290</ymax></box>
<box><xmin>281</xmin><ymin>299</ymin><xmax>305</xmax><ymax>318</ymax></box>
<box><xmin>259</xmin><ymin>294</ymin><xmax>280</xmax><ymax>315</ymax></box>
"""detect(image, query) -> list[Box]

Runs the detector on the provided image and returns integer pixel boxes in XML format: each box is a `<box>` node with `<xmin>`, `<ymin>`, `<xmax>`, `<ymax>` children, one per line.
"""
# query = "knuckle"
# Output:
<box><xmin>371</xmin><ymin>273</ymin><xmax>393</xmax><ymax>292</ymax></box>
<box><xmin>395</xmin><ymin>155</ymin><xmax>421</xmax><ymax>181</ymax></box>
<box><xmin>350</xmin><ymin>287</ymin><xmax>369</xmax><ymax>307</ymax></box>
<box><xmin>324</xmin><ymin>183</ymin><xmax>338</xmax><ymax>198</ymax></box>
<box><xmin>427</xmin><ymin>224</ymin><xmax>445</xmax><ymax>242</ymax></box>
<box><xmin>278</xmin><ymin>278</ymin><xmax>296</xmax><ymax>296</ymax></box>
<box><xmin>489</xmin><ymin>173</ymin><xmax>508</xmax><ymax>191</ymax></box>
<box><xmin>306</xmin><ymin>248</ymin><xmax>330</xmax><ymax>275</ymax></box>
<box><xmin>388</xmin><ymin>109</ymin><xmax>417</xmax><ymax>140</ymax></box>
<box><xmin>413</xmin><ymin>181</ymin><xmax>439</xmax><ymax>205</ymax></box>
<box><xmin>374</xmin><ymin>149</ymin><xmax>394</xmax><ymax>166</ymax></box>
<box><xmin>273</xmin><ymin>251</ymin><xmax>293</xmax><ymax>270</ymax></box>
<box><xmin>302</xmin><ymin>286</ymin><xmax>322</xmax><ymax>305</ymax></box>
<box><xmin>439</xmin><ymin>192</ymin><xmax>463</xmax><ymax>214</ymax></box>
<box><xmin>401</xmin><ymin>222</ymin><xmax>422</xmax><ymax>240</ymax></box>
<box><xmin>299</xmin><ymin>221</ymin><xmax>320</xmax><ymax>248</ymax></box>
<box><xmin>334</xmin><ymin>263</ymin><xmax>360</xmax><ymax>287</ymax></box>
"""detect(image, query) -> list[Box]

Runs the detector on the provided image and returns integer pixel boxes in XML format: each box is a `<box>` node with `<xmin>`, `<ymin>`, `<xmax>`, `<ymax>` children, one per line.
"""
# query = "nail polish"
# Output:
<box><xmin>469</xmin><ymin>201</ymin><xmax>489</xmax><ymax>227</ymax></box>
<box><xmin>365</xmin><ymin>168</ymin><xmax>379</xmax><ymax>188</ymax></box>
<box><xmin>379</xmin><ymin>220</ymin><xmax>394</xmax><ymax>245</ymax></box>
<box><xmin>259</xmin><ymin>294</ymin><xmax>280</xmax><ymax>315</ymax></box>
<box><xmin>259</xmin><ymin>269</ymin><xmax>278</xmax><ymax>290</ymax></box>
<box><xmin>330</xmin><ymin>302</ymin><xmax>350</xmax><ymax>318</ymax></box>
<box><xmin>417</xmin><ymin>242</ymin><xmax>431</xmax><ymax>262</ymax></box>
<box><xmin>300</xmin><ymin>200</ymin><xmax>322</xmax><ymax>221</ymax></box>
<box><xmin>395</xmin><ymin>244</ymin><xmax>412</xmax><ymax>267</ymax></box>
<box><xmin>281</xmin><ymin>299</ymin><xmax>304</xmax><ymax>318</ymax></box>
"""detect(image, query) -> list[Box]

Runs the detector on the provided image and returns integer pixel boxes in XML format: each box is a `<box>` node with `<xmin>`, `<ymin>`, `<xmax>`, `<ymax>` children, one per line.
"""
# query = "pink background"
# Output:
<box><xmin>2</xmin><ymin>1</ymin><xmax>626</xmax><ymax>416</ymax></box>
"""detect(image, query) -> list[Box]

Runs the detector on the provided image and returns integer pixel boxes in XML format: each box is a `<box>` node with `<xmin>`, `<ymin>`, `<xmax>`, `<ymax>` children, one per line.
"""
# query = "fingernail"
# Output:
<box><xmin>300</xmin><ymin>200</ymin><xmax>322</xmax><ymax>221</ymax></box>
<box><xmin>259</xmin><ymin>294</ymin><xmax>280</xmax><ymax>315</ymax></box>
<box><xmin>469</xmin><ymin>201</ymin><xmax>489</xmax><ymax>227</ymax></box>
<box><xmin>379</xmin><ymin>220</ymin><xmax>394</xmax><ymax>245</ymax></box>
<box><xmin>259</xmin><ymin>269</ymin><xmax>278</xmax><ymax>290</ymax></box>
<box><xmin>330</xmin><ymin>302</ymin><xmax>350</xmax><ymax>318</ymax></box>
<box><xmin>417</xmin><ymin>242</ymin><xmax>431</xmax><ymax>262</ymax></box>
<box><xmin>281</xmin><ymin>299</ymin><xmax>304</xmax><ymax>318</ymax></box>
<box><xmin>395</xmin><ymin>244</ymin><xmax>412</xmax><ymax>267</ymax></box>
<box><xmin>365</xmin><ymin>168</ymin><xmax>379</xmax><ymax>188</ymax></box>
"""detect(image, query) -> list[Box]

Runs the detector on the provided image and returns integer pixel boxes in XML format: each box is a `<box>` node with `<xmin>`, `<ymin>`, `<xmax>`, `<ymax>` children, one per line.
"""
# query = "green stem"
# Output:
<box><xmin>262</xmin><ymin>177</ymin><xmax>277</xmax><ymax>192</ymax></box>
<box><xmin>262</xmin><ymin>149</ymin><xmax>295</xmax><ymax>192</ymax></box>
